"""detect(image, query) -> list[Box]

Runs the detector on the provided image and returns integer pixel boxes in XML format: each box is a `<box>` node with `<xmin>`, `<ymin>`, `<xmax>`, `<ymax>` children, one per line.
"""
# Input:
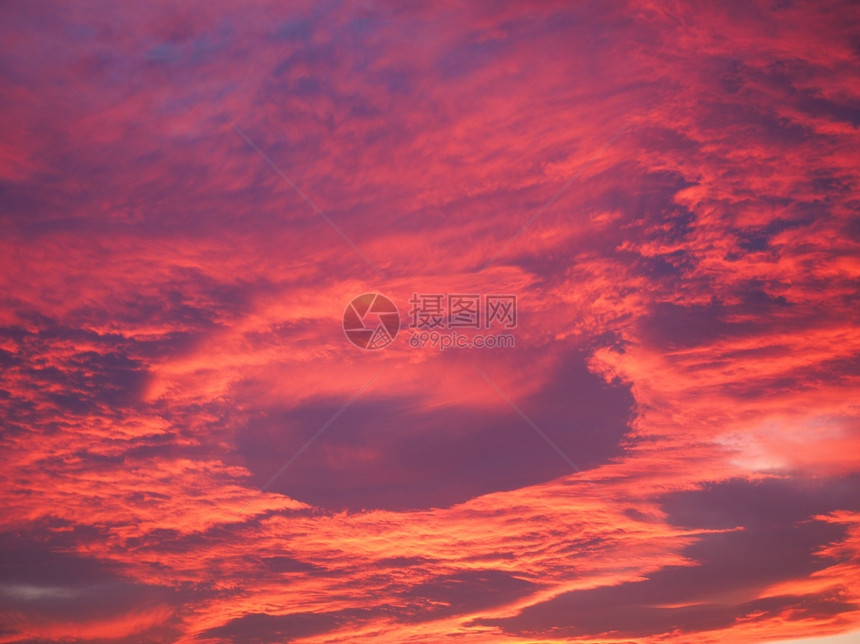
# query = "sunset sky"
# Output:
<box><xmin>1</xmin><ymin>1</ymin><xmax>859</xmax><ymax>642</ymax></box>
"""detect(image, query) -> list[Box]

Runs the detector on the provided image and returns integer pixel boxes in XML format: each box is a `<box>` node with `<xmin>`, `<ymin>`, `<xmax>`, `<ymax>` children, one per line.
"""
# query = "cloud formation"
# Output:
<box><xmin>1</xmin><ymin>0</ymin><xmax>858</xmax><ymax>642</ymax></box>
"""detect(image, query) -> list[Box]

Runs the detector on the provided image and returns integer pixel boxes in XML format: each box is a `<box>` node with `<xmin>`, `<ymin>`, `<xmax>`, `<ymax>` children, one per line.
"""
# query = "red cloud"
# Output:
<box><xmin>1</xmin><ymin>0</ymin><xmax>858</xmax><ymax>642</ymax></box>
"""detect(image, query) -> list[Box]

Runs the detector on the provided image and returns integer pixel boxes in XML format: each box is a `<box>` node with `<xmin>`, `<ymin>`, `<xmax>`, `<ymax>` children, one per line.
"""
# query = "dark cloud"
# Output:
<box><xmin>199</xmin><ymin>608</ymin><xmax>376</xmax><ymax>644</ymax></box>
<box><xmin>396</xmin><ymin>569</ymin><xmax>539</xmax><ymax>623</ymax></box>
<box><xmin>0</xmin><ymin>521</ymin><xmax>186</xmax><ymax>642</ymax></box>
<box><xmin>230</xmin><ymin>349</ymin><xmax>633</xmax><ymax>511</ymax></box>
<box><xmin>477</xmin><ymin>476</ymin><xmax>860</xmax><ymax>638</ymax></box>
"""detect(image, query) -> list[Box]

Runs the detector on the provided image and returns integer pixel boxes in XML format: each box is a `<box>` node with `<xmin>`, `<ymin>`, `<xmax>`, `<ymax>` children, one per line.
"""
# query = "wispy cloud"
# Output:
<box><xmin>1</xmin><ymin>0</ymin><xmax>858</xmax><ymax>641</ymax></box>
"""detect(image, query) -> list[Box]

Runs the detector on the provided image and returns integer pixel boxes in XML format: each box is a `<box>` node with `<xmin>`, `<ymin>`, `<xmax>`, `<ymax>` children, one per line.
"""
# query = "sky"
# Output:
<box><xmin>0</xmin><ymin>0</ymin><xmax>859</xmax><ymax>642</ymax></box>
